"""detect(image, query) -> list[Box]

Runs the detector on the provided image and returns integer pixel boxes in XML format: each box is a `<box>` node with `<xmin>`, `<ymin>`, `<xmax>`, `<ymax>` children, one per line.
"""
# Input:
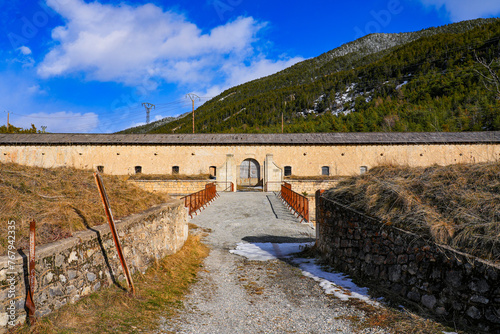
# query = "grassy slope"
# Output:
<box><xmin>0</xmin><ymin>163</ymin><xmax>170</xmax><ymax>255</ymax></box>
<box><xmin>325</xmin><ymin>162</ymin><xmax>500</xmax><ymax>261</ymax></box>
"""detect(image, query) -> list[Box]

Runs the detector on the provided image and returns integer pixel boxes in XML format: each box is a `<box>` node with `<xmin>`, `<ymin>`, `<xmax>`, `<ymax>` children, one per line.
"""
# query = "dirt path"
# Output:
<box><xmin>158</xmin><ymin>192</ymin><xmax>389</xmax><ymax>334</ymax></box>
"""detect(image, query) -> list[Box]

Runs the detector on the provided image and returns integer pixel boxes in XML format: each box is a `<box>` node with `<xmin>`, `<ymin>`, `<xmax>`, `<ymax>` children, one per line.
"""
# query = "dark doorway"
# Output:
<box><xmin>209</xmin><ymin>166</ymin><xmax>217</xmax><ymax>179</ymax></box>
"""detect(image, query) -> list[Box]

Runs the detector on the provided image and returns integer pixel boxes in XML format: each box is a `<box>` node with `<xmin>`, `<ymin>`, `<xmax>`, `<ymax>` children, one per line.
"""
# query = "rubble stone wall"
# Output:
<box><xmin>316</xmin><ymin>196</ymin><xmax>500</xmax><ymax>333</ymax></box>
<box><xmin>0</xmin><ymin>199</ymin><xmax>188</xmax><ymax>332</ymax></box>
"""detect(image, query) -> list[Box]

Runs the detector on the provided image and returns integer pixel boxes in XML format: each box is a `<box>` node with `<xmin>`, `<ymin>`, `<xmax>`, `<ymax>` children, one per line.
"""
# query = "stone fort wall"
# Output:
<box><xmin>1</xmin><ymin>143</ymin><xmax>498</xmax><ymax>178</ymax></box>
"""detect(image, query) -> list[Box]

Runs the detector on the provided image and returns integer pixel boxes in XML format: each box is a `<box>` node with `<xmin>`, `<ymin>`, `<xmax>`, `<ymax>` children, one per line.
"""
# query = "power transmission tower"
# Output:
<box><xmin>41</xmin><ymin>126</ymin><xmax>47</xmax><ymax>133</ymax></box>
<box><xmin>186</xmin><ymin>93</ymin><xmax>200</xmax><ymax>134</ymax></box>
<box><xmin>142</xmin><ymin>102</ymin><xmax>155</xmax><ymax>124</ymax></box>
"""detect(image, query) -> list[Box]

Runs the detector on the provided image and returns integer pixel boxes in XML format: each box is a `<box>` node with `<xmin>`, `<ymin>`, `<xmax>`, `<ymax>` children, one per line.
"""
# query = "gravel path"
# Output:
<box><xmin>158</xmin><ymin>192</ymin><xmax>390</xmax><ymax>334</ymax></box>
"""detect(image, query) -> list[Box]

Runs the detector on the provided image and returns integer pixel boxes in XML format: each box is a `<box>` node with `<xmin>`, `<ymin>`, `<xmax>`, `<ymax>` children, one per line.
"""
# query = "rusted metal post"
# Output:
<box><xmin>94</xmin><ymin>172</ymin><xmax>135</xmax><ymax>295</ymax></box>
<box><xmin>304</xmin><ymin>196</ymin><xmax>309</xmax><ymax>222</ymax></box>
<box><xmin>25</xmin><ymin>220</ymin><xmax>36</xmax><ymax>324</ymax></box>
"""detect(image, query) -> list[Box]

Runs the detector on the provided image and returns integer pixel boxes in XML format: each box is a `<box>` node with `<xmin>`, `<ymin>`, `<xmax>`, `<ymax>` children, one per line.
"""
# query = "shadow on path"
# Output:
<box><xmin>266</xmin><ymin>194</ymin><xmax>299</xmax><ymax>222</ymax></box>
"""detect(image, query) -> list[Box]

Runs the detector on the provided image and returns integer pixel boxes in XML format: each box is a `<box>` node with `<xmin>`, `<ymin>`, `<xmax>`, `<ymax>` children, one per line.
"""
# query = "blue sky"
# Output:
<box><xmin>1</xmin><ymin>0</ymin><xmax>500</xmax><ymax>133</ymax></box>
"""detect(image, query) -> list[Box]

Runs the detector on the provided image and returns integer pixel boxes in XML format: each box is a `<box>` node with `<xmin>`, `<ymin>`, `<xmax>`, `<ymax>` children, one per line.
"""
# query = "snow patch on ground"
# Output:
<box><xmin>229</xmin><ymin>242</ymin><xmax>306</xmax><ymax>261</ymax></box>
<box><xmin>396</xmin><ymin>81</ymin><xmax>408</xmax><ymax>90</ymax></box>
<box><xmin>230</xmin><ymin>242</ymin><xmax>380</xmax><ymax>306</ymax></box>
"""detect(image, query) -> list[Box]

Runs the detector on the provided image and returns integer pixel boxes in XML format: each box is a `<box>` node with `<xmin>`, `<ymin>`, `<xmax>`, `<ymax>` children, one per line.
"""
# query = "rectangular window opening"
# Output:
<box><xmin>209</xmin><ymin>166</ymin><xmax>217</xmax><ymax>178</ymax></box>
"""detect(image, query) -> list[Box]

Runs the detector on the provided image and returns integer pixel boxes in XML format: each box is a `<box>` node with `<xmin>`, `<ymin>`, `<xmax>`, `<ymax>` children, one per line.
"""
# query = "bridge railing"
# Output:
<box><xmin>279</xmin><ymin>182</ymin><xmax>309</xmax><ymax>223</ymax></box>
<box><xmin>181</xmin><ymin>183</ymin><xmax>219</xmax><ymax>218</ymax></box>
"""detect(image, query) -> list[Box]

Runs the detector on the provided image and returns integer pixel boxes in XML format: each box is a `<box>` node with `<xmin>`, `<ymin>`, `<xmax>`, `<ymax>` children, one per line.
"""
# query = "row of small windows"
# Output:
<box><xmin>97</xmin><ymin>165</ymin><xmax>181</xmax><ymax>174</ymax></box>
<box><xmin>284</xmin><ymin>165</ymin><xmax>368</xmax><ymax>176</ymax></box>
<box><xmin>286</xmin><ymin>166</ymin><xmax>331</xmax><ymax>176</ymax></box>
<box><xmin>98</xmin><ymin>165</ymin><xmax>218</xmax><ymax>177</ymax></box>
<box><xmin>97</xmin><ymin>165</ymin><xmax>367</xmax><ymax>176</ymax></box>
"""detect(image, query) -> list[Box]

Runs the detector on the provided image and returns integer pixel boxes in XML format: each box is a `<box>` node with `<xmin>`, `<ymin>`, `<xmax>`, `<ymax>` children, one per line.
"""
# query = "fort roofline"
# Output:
<box><xmin>0</xmin><ymin>132</ymin><xmax>499</xmax><ymax>146</ymax></box>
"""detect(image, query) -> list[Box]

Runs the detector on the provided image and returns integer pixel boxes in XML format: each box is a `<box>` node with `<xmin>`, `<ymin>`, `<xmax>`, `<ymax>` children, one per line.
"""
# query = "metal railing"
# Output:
<box><xmin>182</xmin><ymin>183</ymin><xmax>219</xmax><ymax>218</ymax></box>
<box><xmin>279</xmin><ymin>182</ymin><xmax>309</xmax><ymax>223</ymax></box>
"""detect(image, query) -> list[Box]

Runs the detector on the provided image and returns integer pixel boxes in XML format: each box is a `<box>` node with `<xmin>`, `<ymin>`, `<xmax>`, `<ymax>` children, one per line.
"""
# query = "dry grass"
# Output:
<box><xmin>0</xmin><ymin>163</ymin><xmax>170</xmax><ymax>255</ymax></box>
<box><xmin>128</xmin><ymin>173</ymin><xmax>211</xmax><ymax>180</ymax></box>
<box><xmin>349</xmin><ymin>302</ymin><xmax>461</xmax><ymax>334</ymax></box>
<box><xmin>325</xmin><ymin>162</ymin><xmax>500</xmax><ymax>261</ymax></box>
<box><xmin>243</xmin><ymin>281</ymin><xmax>265</xmax><ymax>295</ymax></box>
<box><xmin>10</xmin><ymin>234</ymin><xmax>210</xmax><ymax>334</ymax></box>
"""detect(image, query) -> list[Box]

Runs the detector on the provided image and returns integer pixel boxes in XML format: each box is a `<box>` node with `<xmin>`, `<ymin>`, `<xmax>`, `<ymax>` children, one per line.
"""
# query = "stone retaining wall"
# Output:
<box><xmin>316</xmin><ymin>194</ymin><xmax>500</xmax><ymax>333</ymax></box>
<box><xmin>129</xmin><ymin>180</ymin><xmax>228</xmax><ymax>197</ymax></box>
<box><xmin>0</xmin><ymin>199</ymin><xmax>188</xmax><ymax>332</ymax></box>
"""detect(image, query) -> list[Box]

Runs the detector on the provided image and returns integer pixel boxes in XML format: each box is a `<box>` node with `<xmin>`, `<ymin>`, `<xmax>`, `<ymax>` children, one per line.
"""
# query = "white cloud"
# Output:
<box><xmin>37</xmin><ymin>0</ymin><xmax>303</xmax><ymax>95</ymax></box>
<box><xmin>419</xmin><ymin>0</ymin><xmax>500</xmax><ymax>21</ymax></box>
<box><xmin>192</xmin><ymin>55</ymin><xmax>303</xmax><ymax>98</ymax></box>
<box><xmin>11</xmin><ymin>111</ymin><xmax>99</xmax><ymax>133</ymax></box>
<box><xmin>12</xmin><ymin>46</ymin><xmax>35</xmax><ymax>68</ymax></box>
<box><xmin>0</xmin><ymin>72</ymin><xmax>102</xmax><ymax>133</ymax></box>
<box><xmin>18</xmin><ymin>46</ymin><xmax>32</xmax><ymax>55</ymax></box>
<box><xmin>27</xmin><ymin>84</ymin><xmax>48</xmax><ymax>95</ymax></box>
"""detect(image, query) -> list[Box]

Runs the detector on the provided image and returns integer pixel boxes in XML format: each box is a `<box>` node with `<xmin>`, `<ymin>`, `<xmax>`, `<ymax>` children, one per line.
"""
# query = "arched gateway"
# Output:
<box><xmin>239</xmin><ymin>158</ymin><xmax>261</xmax><ymax>187</ymax></box>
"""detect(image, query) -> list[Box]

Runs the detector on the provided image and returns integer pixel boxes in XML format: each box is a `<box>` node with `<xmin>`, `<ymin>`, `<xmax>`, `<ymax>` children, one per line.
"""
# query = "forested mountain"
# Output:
<box><xmin>123</xmin><ymin>18</ymin><xmax>500</xmax><ymax>134</ymax></box>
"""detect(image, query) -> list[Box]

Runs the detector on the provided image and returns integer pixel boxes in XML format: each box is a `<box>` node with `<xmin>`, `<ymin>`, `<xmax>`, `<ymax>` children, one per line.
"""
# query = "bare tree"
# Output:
<box><xmin>474</xmin><ymin>50</ymin><xmax>500</xmax><ymax>100</ymax></box>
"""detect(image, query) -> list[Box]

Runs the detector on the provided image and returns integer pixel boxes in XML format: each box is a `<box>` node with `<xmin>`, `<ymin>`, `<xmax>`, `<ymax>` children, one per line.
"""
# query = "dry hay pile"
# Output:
<box><xmin>325</xmin><ymin>162</ymin><xmax>500</xmax><ymax>261</ymax></box>
<box><xmin>0</xmin><ymin>163</ymin><xmax>170</xmax><ymax>255</ymax></box>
